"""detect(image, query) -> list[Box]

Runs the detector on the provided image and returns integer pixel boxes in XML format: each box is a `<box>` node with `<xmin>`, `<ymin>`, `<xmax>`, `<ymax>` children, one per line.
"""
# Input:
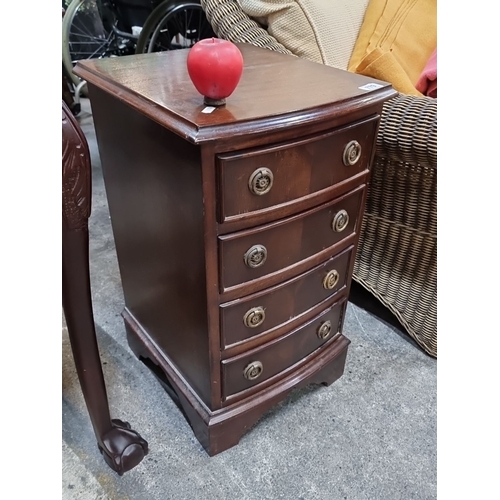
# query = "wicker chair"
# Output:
<box><xmin>200</xmin><ymin>0</ymin><xmax>437</xmax><ymax>358</ymax></box>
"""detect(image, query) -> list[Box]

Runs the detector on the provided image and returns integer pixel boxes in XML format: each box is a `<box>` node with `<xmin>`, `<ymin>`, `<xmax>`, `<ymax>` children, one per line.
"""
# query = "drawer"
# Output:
<box><xmin>220</xmin><ymin>245</ymin><xmax>353</xmax><ymax>348</ymax></box>
<box><xmin>217</xmin><ymin>116</ymin><xmax>377</xmax><ymax>224</ymax></box>
<box><xmin>222</xmin><ymin>299</ymin><xmax>346</xmax><ymax>399</ymax></box>
<box><xmin>219</xmin><ymin>185</ymin><xmax>364</xmax><ymax>292</ymax></box>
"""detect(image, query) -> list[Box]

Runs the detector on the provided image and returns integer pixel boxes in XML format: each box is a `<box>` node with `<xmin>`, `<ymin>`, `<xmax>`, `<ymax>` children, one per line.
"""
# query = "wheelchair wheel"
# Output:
<box><xmin>135</xmin><ymin>0</ymin><xmax>215</xmax><ymax>54</ymax></box>
<box><xmin>62</xmin><ymin>0</ymin><xmax>118</xmax><ymax>90</ymax></box>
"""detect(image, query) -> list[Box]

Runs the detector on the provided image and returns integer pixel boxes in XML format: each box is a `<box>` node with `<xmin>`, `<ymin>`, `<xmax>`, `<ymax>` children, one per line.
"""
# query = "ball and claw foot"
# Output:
<box><xmin>98</xmin><ymin>419</ymin><xmax>149</xmax><ymax>475</ymax></box>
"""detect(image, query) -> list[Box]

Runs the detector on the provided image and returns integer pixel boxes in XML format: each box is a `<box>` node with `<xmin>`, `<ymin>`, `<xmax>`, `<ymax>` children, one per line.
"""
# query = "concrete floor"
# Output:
<box><xmin>62</xmin><ymin>99</ymin><xmax>437</xmax><ymax>500</ymax></box>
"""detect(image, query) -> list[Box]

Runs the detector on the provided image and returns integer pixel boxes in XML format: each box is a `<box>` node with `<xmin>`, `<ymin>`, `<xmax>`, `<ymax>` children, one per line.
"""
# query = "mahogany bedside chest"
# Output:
<box><xmin>75</xmin><ymin>44</ymin><xmax>397</xmax><ymax>456</ymax></box>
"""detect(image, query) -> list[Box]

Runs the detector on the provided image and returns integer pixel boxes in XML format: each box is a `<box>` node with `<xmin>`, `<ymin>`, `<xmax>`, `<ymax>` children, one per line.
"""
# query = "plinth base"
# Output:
<box><xmin>123</xmin><ymin>308</ymin><xmax>350</xmax><ymax>456</ymax></box>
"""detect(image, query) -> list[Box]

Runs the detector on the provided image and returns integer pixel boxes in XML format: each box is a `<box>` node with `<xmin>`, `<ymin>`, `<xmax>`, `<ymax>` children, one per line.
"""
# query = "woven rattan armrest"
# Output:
<box><xmin>377</xmin><ymin>94</ymin><xmax>437</xmax><ymax>171</ymax></box>
<box><xmin>356</xmin><ymin>93</ymin><xmax>437</xmax><ymax>357</ymax></box>
<box><xmin>201</xmin><ymin>0</ymin><xmax>293</xmax><ymax>54</ymax></box>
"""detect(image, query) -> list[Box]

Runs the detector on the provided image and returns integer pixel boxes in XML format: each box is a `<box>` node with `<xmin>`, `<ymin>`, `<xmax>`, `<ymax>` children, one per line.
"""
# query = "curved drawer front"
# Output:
<box><xmin>220</xmin><ymin>246</ymin><xmax>353</xmax><ymax>348</ymax></box>
<box><xmin>222</xmin><ymin>300</ymin><xmax>346</xmax><ymax>399</ymax></box>
<box><xmin>219</xmin><ymin>186</ymin><xmax>364</xmax><ymax>291</ymax></box>
<box><xmin>217</xmin><ymin>117</ymin><xmax>377</xmax><ymax>224</ymax></box>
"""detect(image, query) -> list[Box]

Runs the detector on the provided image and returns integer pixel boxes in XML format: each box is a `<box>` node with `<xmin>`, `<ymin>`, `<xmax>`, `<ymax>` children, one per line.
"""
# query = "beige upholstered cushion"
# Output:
<box><xmin>238</xmin><ymin>0</ymin><xmax>369</xmax><ymax>70</ymax></box>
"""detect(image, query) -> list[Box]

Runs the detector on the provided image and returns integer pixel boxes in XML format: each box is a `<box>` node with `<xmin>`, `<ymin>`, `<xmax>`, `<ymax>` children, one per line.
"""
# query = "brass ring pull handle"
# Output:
<box><xmin>244</xmin><ymin>244</ymin><xmax>268</xmax><ymax>268</ymax></box>
<box><xmin>243</xmin><ymin>307</ymin><xmax>266</xmax><ymax>328</ymax></box>
<box><xmin>244</xmin><ymin>361</ymin><xmax>263</xmax><ymax>381</ymax></box>
<box><xmin>332</xmin><ymin>210</ymin><xmax>349</xmax><ymax>233</ymax></box>
<box><xmin>343</xmin><ymin>140</ymin><xmax>362</xmax><ymax>166</ymax></box>
<box><xmin>249</xmin><ymin>167</ymin><xmax>274</xmax><ymax>196</ymax></box>
<box><xmin>323</xmin><ymin>270</ymin><xmax>340</xmax><ymax>290</ymax></box>
<box><xmin>317</xmin><ymin>320</ymin><xmax>332</xmax><ymax>340</ymax></box>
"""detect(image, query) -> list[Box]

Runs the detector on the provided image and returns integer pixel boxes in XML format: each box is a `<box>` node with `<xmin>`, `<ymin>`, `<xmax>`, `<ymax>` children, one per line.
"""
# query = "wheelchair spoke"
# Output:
<box><xmin>69</xmin><ymin>24</ymin><xmax>107</xmax><ymax>39</ymax></box>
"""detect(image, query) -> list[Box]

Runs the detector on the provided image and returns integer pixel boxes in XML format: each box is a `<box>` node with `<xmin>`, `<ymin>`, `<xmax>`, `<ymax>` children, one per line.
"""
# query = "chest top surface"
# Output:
<box><xmin>75</xmin><ymin>43</ymin><xmax>396</xmax><ymax>143</ymax></box>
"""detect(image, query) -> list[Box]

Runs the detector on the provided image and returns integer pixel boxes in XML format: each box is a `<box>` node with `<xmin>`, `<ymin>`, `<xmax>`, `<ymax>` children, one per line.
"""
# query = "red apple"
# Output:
<box><xmin>187</xmin><ymin>38</ymin><xmax>244</xmax><ymax>106</ymax></box>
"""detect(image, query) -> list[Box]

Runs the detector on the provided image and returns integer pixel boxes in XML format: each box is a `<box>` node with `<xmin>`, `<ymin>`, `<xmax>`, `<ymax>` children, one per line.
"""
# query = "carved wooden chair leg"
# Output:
<box><xmin>62</xmin><ymin>101</ymin><xmax>148</xmax><ymax>475</ymax></box>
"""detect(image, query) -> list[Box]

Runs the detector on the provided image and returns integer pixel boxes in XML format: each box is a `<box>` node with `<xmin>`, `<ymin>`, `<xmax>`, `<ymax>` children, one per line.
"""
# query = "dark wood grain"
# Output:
<box><xmin>88</xmin><ymin>85</ymin><xmax>212</xmax><ymax>406</ymax></box>
<box><xmin>222</xmin><ymin>299</ymin><xmax>346</xmax><ymax>399</ymax></box>
<box><xmin>216</xmin><ymin>170</ymin><xmax>370</xmax><ymax>235</ymax></box>
<box><xmin>82</xmin><ymin>45</ymin><xmax>396</xmax><ymax>455</ymax></box>
<box><xmin>218</xmin><ymin>117</ymin><xmax>377</xmax><ymax>224</ymax></box>
<box><xmin>74</xmin><ymin>44</ymin><xmax>396</xmax><ymax>144</ymax></box>
<box><xmin>220</xmin><ymin>245</ymin><xmax>353</xmax><ymax>348</ymax></box>
<box><xmin>199</xmin><ymin>143</ymin><xmax>224</xmax><ymax>409</ymax></box>
<box><xmin>62</xmin><ymin>101</ymin><xmax>148</xmax><ymax>475</ymax></box>
<box><xmin>124</xmin><ymin>305</ymin><xmax>350</xmax><ymax>456</ymax></box>
<box><xmin>219</xmin><ymin>185</ymin><xmax>364</xmax><ymax>291</ymax></box>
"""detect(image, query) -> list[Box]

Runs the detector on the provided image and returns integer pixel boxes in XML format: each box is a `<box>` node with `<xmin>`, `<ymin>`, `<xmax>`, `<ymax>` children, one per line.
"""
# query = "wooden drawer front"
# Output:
<box><xmin>222</xmin><ymin>300</ymin><xmax>346</xmax><ymax>399</ymax></box>
<box><xmin>220</xmin><ymin>246</ymin><xmax>353</xmax><ymax>348</ymax></box>
<box><xmin>219</xmin><ymin>186</ymin><xmax>363</xmax><ymax>291</ymax></box>
<box><xmin>218</xmin><ymin>117</ymin><xmax>377</xmax><ymax>223</ymax></box>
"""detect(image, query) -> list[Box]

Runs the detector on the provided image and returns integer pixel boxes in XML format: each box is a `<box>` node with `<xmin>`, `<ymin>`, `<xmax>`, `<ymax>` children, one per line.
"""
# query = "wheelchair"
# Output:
<box><xmin>62</xmin><ymin>0</ymin><xmax>215</xmax><ymax>109</ymax></box>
